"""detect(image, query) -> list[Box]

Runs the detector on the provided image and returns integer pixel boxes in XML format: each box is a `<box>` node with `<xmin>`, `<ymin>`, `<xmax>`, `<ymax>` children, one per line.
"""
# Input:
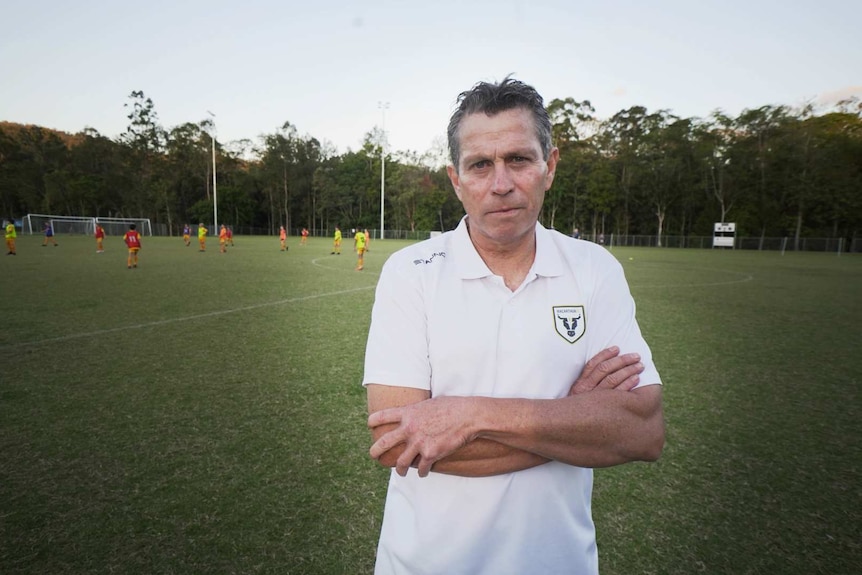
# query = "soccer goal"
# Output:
<box><xmin>24</xmin><ymin>214</ymin><xmax>95</xmax><ymax>235</ymax></box>
<box><xmin>96</xmin><ymin>217</ymin><xmax>153</xmax><ymax>237</ymax></box>
<box><xmin>23</xmin><ymin>214</ymin><xmax>153</xmax><ymax>236</ymax></box>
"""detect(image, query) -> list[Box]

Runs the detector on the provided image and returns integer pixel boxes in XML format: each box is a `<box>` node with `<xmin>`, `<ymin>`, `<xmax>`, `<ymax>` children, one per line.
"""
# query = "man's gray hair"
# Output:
<box><xmin>447</xmin><ymin>76</ymin><xmax>553</xmax><ymax>170</ymax></box>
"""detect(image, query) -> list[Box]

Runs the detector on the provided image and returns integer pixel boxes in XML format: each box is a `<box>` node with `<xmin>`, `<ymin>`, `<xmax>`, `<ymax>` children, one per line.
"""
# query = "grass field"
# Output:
<box><xmin>1</xmin><ymin>233</ymin><xmax>860</xmax><ymax>574</ymax></box>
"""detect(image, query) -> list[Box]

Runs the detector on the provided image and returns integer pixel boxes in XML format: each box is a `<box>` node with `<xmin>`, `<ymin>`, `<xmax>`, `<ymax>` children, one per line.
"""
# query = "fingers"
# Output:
<box><xmin>570</xmin><ymin>348</ymin><xmax>643</xmax><ymax>395</ymax></box>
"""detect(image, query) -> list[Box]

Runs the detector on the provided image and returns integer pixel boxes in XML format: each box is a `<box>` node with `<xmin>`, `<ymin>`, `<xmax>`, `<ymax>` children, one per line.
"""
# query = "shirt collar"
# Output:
<box><xmin>451</xmin><ymin>216</ymin><xmax>566</xmax><ymax>279</ymax></box>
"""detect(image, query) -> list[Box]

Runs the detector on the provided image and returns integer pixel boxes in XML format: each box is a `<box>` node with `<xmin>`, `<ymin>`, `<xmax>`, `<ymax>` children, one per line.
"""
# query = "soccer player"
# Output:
<box><xmin>354</xmin><ymin>228</ymin><xmax>367</xmax><ymax>271</ymax></box>
<box><xmin>279</xmin><ymin>226</ymin><xmax>287</xmax><ymax>251</ymax></box>
<box><xmin>183</xmin><ymin>223</ymin><xmax>191</xmax><ymax>247</ymax></box>
<box><xmin>301</xmin><ymin>227</ymin><xmax>309</xmax><ymax>246</ymax></box>
<box><xmin>5</xmin><ymin>219</ymin><xmax>16</xmax><ymax>255</ymax></box>
<box><xmin>123</xmin><ymin>224</ymin><xmax>141</xmax><ymax>268</ymax></box>
<box><xmin>226</xmin><ymin>226</ymin><xmax>234</xmax><ymax>246</ymax></box>
<box><xmin>95</xmin><ymin>223</ymin><xmax>105</xmax><ymax>253</ymax></box>
<box><xmin>42</xmin><ymin>222</ymin><xmax>58</xmax><ymax>246</ymax></box>
<box><xmin>198</xmin><ymin>223</ymin><xmax>208</xmax><ymax>251</ymax></box>
<box><xmin>331</xmin><ymin>226</ymin><xmax>342</xmax><ymax>255</ymax></box>
<box><xmin>363</xmin><ymin>228</ymin><xmax>370</xmax><ymax>252</ymax></box>
<box><xmin>219</xmin><ymin>224</ymin><xmax>228</xmax><ymax>253</ymax></box>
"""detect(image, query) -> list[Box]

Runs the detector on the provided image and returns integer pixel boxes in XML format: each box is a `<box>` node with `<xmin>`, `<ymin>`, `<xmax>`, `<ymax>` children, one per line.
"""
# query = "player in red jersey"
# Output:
<box><xmin>95</xmin><ymin>223</ymin><xmax>105</xmax><ymax>253</ymax></box>
<box><xmin>123</xmin><ymin>224</ymin><xmax>142</xmax><ymax>268</ymax></box>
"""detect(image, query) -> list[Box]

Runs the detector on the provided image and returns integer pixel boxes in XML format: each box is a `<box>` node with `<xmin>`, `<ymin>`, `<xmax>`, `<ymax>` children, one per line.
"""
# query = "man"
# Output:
<box><xmin>363</xmin><ymin>77</ymin><xmax>664</xmax><ymax>574</ymax></box>
<box><xmin>198</xmin><ymin>223</ymin><xmax>207</xmax><ymax>252</ymax></box>
<box><xmin>123</xmin><ymin>224</ymin><xmax>141</xmax><ymax>269</ymax></box>
<box><xmin>279</xmin><ymin>226</ymin><xmax>288</xmax><ymax>251</ymax></box>
<box><xmin>301</xmin><ymin>227</ymin><xmax>309</xmax><ymax>246</ymax></box>
<box><xmin>354</xmin><ymin>228</ymin><xmax>366</xmax><ymax>271</ymax></box>
<box><xmin>183</xmin><ymin>223</ymin><xmax>191</xmax><ymax>247</ymax></box>
<box><xmin>331</xmin><ymin>226</ymin><xmax>342</xmax><ymax>255</ymax></box>
<box><xmin>5</xmin><ymin>219</ymin><xmax>16</xmax><ymax>255</ymax></box>
<box><xmin>95</xmin><ymin>223</ymin><xmax>106</xmax><ymax>253</ymax></box>
<box><xmin>226</xmin><ymin>226</ymin><xmax>234</xmax><ymax>246</ymax></box>
<box><xmin>363</xmin><ymin>228</ymin><xmax>370</xmax><ymax>252</ymax></box>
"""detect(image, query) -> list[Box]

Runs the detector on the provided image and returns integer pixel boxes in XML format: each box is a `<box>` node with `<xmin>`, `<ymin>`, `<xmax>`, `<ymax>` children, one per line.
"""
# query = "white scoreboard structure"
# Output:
<box><xmin>713</xmin><ymin>222</ymin><xmax>736</xmax><ymax>248</ymax></box>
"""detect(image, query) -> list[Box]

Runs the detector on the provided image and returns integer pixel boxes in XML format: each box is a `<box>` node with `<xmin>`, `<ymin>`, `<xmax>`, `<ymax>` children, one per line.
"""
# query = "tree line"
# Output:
<box><xmin>1</xmin><ymin>90</ymin><xmax>860</xmax><ymax>244</ymax></box>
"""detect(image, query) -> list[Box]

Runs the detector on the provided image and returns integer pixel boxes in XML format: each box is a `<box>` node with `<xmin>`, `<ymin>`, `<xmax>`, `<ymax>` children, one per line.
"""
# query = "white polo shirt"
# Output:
<box><xmin>363</xmin><ymin>217</ymin><xmax>660</xmax><ymax>575</ymax></box>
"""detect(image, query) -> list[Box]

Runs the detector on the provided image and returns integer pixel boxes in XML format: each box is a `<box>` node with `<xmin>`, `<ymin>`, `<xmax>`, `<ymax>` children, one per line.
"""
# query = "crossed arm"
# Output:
<box><xmin>367</xmin><ymin>347</ymin><xmax>665</xmax><ymax>478</ymax></box>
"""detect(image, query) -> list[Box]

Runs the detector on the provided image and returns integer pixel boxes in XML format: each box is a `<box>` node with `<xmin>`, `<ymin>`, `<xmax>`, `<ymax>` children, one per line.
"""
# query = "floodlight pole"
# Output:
<box><xmin>207</xmin><ymin>110</ymin><xmax>218</xmax><ymax>231</ymax></box>
<box><xmin>378</xmin><ymin>101</ymin><xmax>389</xmax><ymax>241</ymax></box>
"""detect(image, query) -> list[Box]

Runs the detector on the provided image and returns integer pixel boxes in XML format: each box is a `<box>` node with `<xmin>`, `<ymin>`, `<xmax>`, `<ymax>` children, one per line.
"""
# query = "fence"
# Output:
<box><xmin>589</xmin><ymin>234</ymin><xmax>859</xmax><ymax>254</ymax></box>
<box><xmin>29</xmin><ymin>220</ymin><xmax>859</xmax><ymax>253</ymax></box>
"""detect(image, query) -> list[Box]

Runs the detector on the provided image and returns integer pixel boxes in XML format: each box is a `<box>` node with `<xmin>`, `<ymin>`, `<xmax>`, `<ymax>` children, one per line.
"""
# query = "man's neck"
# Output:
<box><xmin>467</xmin><ymin>223</ymin><xmax>536</xmax><ymax>291</ymax></box>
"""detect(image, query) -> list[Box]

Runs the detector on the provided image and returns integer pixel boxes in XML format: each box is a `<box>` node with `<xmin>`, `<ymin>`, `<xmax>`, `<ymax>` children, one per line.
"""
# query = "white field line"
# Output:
<box><xmin>2</xmin><ymin>284</ymin><xmax>376</xmax><ymax>350</ymax></box>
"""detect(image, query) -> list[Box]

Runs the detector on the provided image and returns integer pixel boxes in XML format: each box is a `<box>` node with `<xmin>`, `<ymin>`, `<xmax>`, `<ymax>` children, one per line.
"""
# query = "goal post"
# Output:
<box><xmin>96</xmin><ymin>217</ymin><xmax>153</xmax><ymax>237</ymax></box>
<box><xmin>23</xmin><ymin>214</ymin><xmax>153</xmax><ymax>236</ymax></box>
<box><xmin>24</xmin><ymin>214</ymin><xmax>95</xmax><ymax>235</ymax></box>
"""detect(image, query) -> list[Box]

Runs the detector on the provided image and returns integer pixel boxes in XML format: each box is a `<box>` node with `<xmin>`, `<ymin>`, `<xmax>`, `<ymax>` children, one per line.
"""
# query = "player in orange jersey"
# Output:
<box><xmin>123</xmin><ymin>224</ymin><xmax>142</xmax><ymax>268</ymax></box>
<box><xmin>279</xmin><ymin>226</ymin><xmax>288</xmax><ymax>251</ymax></box>
<box><xmin>363</xmin><ymin>228</ymin><xmax>370</xmax><ymax>252</ymax></box>
<box><xmin>226</xmin><ymin>226</ymin><xmax>234</xmax><ymax>246</ymax></box>
<box><xmin>219</xmin><ymin>224</ymin><xmax>228</xmax><ymax>253</ymax></box>
<box><xmin>301</xmin><ymin>227</ymin><xmax>309</xmax><ymax>246</ymax></box>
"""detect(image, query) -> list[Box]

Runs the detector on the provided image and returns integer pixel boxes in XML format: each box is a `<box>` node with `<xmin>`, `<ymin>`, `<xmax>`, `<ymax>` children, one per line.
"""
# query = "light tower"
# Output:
<box><xmin>378</xmin><ymin>101</ymin><xmax>389</xmax><ymax>240</ymax></box>
<box><xmin>207</xmin><ymin>110</ymin><xmax>218</xmax><ymax>231</ymax></box>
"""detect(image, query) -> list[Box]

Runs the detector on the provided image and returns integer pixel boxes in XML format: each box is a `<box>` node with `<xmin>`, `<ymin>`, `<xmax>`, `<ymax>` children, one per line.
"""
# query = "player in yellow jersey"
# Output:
<box><xmin>331</xmin><ymin>226</ymin><xmax>342</xmax><ymax>255</ymax></box>
<box><xmin>5</xmin><ymin>219</ymin><xmax>17</xmax><ymax>255</ymax></box>
<box><xmin>354</xmin><ymin>228</ymin><xmax>367</xmax><ymax>271</ymax></box>
<box><xmin>198</xmin><ymin>223</ymin><xmax>208</xmax><ymax>251</ymax></box>
<box><xmin>219</xmin><ymin>224</ymin><xmax>228</xmax><ymax>253</ymax></box>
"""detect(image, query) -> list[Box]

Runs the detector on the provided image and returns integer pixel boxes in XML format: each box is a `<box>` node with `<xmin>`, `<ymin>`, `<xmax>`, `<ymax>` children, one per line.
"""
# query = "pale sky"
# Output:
<box><xmin>2</xmin><ymin>0</ymin><xmax>859</xmax><ymax>156</ymax></box>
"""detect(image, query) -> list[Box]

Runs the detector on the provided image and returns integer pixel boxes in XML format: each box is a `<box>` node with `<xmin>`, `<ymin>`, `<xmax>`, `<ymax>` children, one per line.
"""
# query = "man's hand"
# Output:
<box><xmin>569</xmin><ymin>346</ymin><xmax>644</xmax><ymax>396</ymax></box>
<box><xmin>368</xmin><ymin>396</ymin><xmax>479</xmax><ymax>478</ymax></box>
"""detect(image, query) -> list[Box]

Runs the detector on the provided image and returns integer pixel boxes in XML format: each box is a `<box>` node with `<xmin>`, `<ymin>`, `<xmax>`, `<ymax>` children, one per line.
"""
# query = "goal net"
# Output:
<box><xmin>96</xmin><ymin>217</ymin><xmax>153</xmax><ymax>237</ymax></box>
<box><xmin>24</xmin><ymin>214</ymin><xmax>95</xmax><ymax>235</ymax></box>
<box><xmin>22</xmin><ymin>214</ymin><xmax>153</xmax><ymax>236</ymax></box>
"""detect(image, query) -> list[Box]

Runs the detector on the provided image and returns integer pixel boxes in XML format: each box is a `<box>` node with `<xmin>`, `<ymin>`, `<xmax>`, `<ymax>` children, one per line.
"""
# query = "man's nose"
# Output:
<box><xmin>491</xmin><ymin>163</ymin><xmax>514</xmax><ymax>195</ymax></box>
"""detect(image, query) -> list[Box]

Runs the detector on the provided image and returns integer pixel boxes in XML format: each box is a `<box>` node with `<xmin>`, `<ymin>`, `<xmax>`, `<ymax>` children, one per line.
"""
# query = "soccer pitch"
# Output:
<box><xmin>1</xmin><ymin>234</ymin><xmax>860</xmax><ymax>574</ymax></box>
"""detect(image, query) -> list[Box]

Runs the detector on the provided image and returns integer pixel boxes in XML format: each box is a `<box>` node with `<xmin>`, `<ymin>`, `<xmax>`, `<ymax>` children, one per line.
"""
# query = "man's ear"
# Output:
<box><xmin>544</xmin><ymin>147</ymin><xmax>560</xmax><ymax>190</ymax></box>
<box><xmin>447</xmin><ymin>164</ymin><xmax>463</xmax><ymax>201</ymax></box>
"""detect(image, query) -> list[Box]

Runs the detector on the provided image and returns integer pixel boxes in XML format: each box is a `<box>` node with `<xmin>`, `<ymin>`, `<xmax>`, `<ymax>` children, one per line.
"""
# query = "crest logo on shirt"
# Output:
<box><xmin>553</xmin><ymin>306</ymin><xmax>586</xmax><ymax>344</ymax></box>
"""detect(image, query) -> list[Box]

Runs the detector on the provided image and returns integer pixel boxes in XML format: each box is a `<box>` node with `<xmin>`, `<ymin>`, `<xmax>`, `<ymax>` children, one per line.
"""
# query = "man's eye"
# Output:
<box><xmin>472</xmin><ymin>160</ymin><xmax>491</xmax><ymax>169</ymax></box>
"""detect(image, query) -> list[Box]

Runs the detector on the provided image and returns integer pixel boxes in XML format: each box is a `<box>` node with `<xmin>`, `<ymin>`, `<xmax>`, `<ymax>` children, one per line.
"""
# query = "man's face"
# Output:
<box><xmin>447</xmin><ymin>108</ymin><xmax>558</xmax><ymax>251</ymax></box>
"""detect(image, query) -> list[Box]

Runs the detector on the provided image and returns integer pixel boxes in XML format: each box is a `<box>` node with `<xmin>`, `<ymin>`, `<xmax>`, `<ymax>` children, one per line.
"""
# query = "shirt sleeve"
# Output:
<box><xmin>362</xmin><ymin>255</ymin><xmax>432</xmax><ymax>390</ymax></box>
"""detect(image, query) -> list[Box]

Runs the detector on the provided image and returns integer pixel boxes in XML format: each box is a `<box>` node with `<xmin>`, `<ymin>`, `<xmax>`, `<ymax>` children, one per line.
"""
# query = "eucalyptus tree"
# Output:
<box><xmin>120</xmin><ymin>90</ymin><xmax>168</xmax><ymax>222</ymax></box>
<box><xmin>258</xmin><ymin>122</ymin><xmax>322</xmax><ymax>234</ymax></box>
<box><xmin>66</xmin><ymin>128</ymin><xmax>130</xmax><ymax>216</ymax></box>
<box><xmin>732</xmin><ymin>105</ymin><xmax>791</xmax><ymax>241</ymax></box>
<box><xmin>598</xmin><ymin>106</ymin><xmax>654</xmax><ymax>236</ymax></box>
<box><xmin>545</xmin><ymin>98</ymin><xmax>597</xmax><ymax>232</ymax></box>
<box><xmin>699</xmin><ymin>111</ymin><xmax>739</xmax><ymax>224</ymax></box>
<box><xmin>164</xmin><ymin>122</ymin><xmax>210</xmax><ymax>231</ymax></box>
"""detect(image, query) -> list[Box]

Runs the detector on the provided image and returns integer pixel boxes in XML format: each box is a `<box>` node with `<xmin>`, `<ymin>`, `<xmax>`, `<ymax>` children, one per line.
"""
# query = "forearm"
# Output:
<box><xmin>476</xmin><ymin>385</ymin><xmax>664</xmax><ymax>468</ymax></box>
<box><xmin>375</xmin><ymin>430</ymin><xmax>549</xmax><ymax>477</ymax></box>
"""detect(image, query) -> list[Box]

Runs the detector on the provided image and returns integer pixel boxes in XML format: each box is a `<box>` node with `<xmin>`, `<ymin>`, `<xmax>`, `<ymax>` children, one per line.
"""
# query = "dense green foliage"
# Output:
<box><xmin>1</xmin><ymin>91</ymin><xmax>860</xmax><ymax>241</ymax></box>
